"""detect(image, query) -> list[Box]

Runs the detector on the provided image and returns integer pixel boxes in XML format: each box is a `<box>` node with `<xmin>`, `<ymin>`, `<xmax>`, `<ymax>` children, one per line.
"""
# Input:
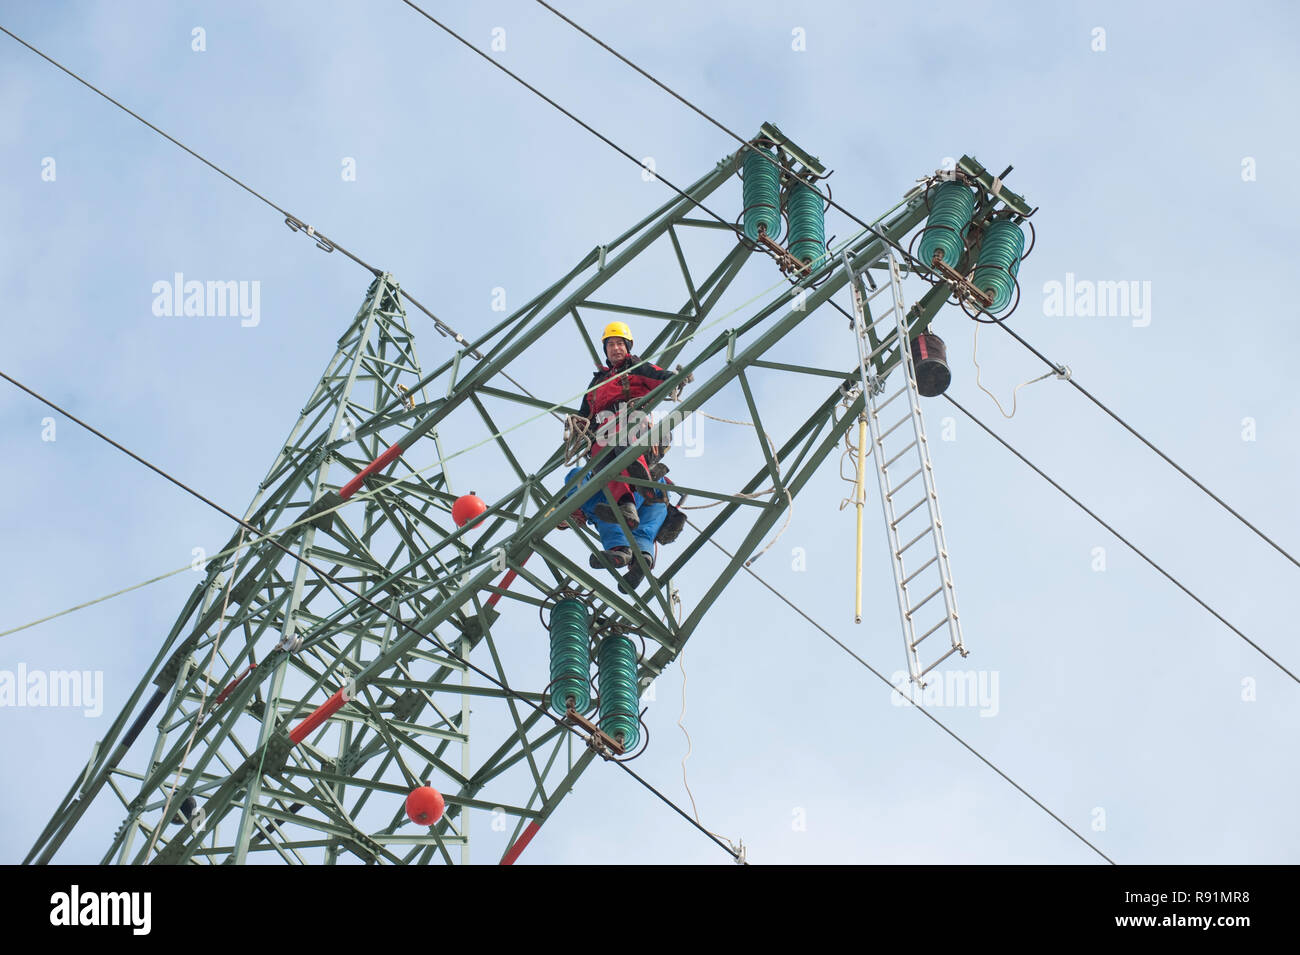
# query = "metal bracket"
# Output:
<box><xmin>284</xmin><ymin>216</ymin><xmax>335</xmax><ymax>253</ymax></box>
<box><xmin>276</xmin><ymin>622</ymin><xmax>303</xmax><ymax>654</ymax></box>
<box><xmin>565</xmin><ymin>706</ymin><xmax>626</xmax><ymax>758</ymax></box>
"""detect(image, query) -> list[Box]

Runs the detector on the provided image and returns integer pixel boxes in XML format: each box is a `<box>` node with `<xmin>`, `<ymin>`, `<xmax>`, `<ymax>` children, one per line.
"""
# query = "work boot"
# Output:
<box><xmin>622</xmin><ymin>545</ymin><xmax>657</xmax><ymax>589</ymax></box>
<box><xmin>589</xmin><ymin>546</ymin><xmax>632</xmax><ymax>569</ymax></box>
<box><xmin>593</xmin><ymin>496</ymin><xmax>639</xmax><ymax>530</ymax></box>
<box><xmin>627</xmin><ymin>459</ymin><xmax>653</xmax><ymax>483</ymax></box>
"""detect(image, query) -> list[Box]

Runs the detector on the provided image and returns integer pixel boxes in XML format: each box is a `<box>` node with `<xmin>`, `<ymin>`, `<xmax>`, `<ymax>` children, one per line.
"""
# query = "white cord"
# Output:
<box><xmin>688</xmin><ymin>411</ymin><xmax>792</xmax><ymax>564</ymax></box>
<box><xmin>834</xmin><ymin>400</ymin><xmax>874</xmax><ymax>511</ymax></box>
<box><xmin>972</xmin><ymin>322</ymin><xmax>1058</xmax><ymax>419</ymax></box>
<box><xmin>675</xmin><ymin>641</ymin><xmax>744</xmax><ymax>860</ymax></box>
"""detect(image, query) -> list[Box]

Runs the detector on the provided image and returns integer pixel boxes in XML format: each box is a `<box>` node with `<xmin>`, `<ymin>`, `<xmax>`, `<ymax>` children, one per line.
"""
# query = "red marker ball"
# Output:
<box><xmin>452</xmin><ymin>493</ymin><xmax>487</xmax><ymax>528</ymax></box>
<box><xmin>406</xmin><ymin>786</ymin><xmax>445</xmax><ymax>825</ymax></box>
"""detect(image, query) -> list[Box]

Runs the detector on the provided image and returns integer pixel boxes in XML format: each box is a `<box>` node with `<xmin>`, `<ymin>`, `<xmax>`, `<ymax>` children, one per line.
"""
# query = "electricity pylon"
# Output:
<box><xmin>26</xmin><ymin>131</ymin><xmax>1032</xmax><ymax>864</ymax></box>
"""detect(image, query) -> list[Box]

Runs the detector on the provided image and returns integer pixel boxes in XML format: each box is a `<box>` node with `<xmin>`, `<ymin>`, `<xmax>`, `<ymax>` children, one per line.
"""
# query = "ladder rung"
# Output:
<box><xmin>883</xmin><ymin>440</ymin><xmax>918</xmax><ymax>470</ymax></box>
<box><xmin>865</xmin><ymin>304</ymin><xmax>898</xmax><ymax>331</ymax></box>
<box><xmin>899</xmin><ymin>553</ymin><xmax>937</xmax><ymax>584</ymax></box>
<box><xmin>917</xmin><ymin>644</ymin><xmax>964</xmax><ymax>680</ymax></box>
<box><xmin>873</xmin><ymin>385</ymin><xmax>906</xmax><ymax>415</ymax></box>
<box><xmin>877</xmin><ymin>413</ymin><xmax>912</xmax><ymax>442</ymax></box>
<box><xmin>886</xmin><ymin>467</ymin><xmax>923</xmax><ymax>499</ymax></box>
<box><xmin>865</xmin><ymin>336</ymin><xmax>894</xmax><ymax>364</ymax></box>
<box><xmin>906</xmin><ymin>584</ymin><xmax>944</xmax><ymax>617</ymax></box>
<box><xmin>891</xmin><ymin>496</ymin><xmax>929</xmax><ymax>528</ymax></box>
<box><xmin>911</xmin><ymin>615</ymin><xmax>950</xmax><ymax>647</ymax></box>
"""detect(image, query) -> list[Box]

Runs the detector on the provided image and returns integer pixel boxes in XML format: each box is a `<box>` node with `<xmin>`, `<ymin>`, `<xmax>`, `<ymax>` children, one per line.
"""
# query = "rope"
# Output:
<box><xmin>563</xmin><ymin>414</ymin><xmax>593</xmax><ymax>465</ymax></box>
<box><xmin>833</xmin><ymin>398</ymin><xmax>874</xmax><ymax>511</ymax></box>
<box><xmin>672</xmin><ymin>410</ymin><xmax>792</xmax><ymax>565</ymax></box>
<box><xmin>676</xmin><ymin>643</ymin><xmax>700</xmax><ymax>820</ymax></box>
<box><xmin>744</xmin><ymin>489</ymin><xmax>793</xmax><ymax>567</ymax></box>
<box><xmin>674</xmin><ymin>635</ymin><xmax>745</xmax><ymax>861</ymax></box>
<box><xmin>973</xmin><ymin>322</ymin><xmax>1068</xmax><ymax>419</ymax></box>
<box><xmin>680</xmin><ymin>410</ymin><xmax>782</xmax><ymax>505</ymax></box>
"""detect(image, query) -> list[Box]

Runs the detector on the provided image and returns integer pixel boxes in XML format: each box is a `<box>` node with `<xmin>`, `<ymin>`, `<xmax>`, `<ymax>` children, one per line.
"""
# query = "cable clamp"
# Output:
<box><xmin>1053</xmin><ymin>363</ymin><xmax>1072</xmax><ymax>381</ymax></box>
<box><xmin>307</xmin><ymin>226</ymin><xmax>335</xmax><ymax>254</ymax></box>
<box><xmin>283</xmin><ymin>215</ymin><xmax>334</xmax><ymax>252</ymax></box>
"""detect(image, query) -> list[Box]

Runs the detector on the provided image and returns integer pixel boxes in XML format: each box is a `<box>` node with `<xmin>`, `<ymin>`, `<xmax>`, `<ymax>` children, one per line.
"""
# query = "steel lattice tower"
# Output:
<box><xmin>26</xmin><ymin>132</ymin><xmax>1032</xmax><ymax>864</ymax></box>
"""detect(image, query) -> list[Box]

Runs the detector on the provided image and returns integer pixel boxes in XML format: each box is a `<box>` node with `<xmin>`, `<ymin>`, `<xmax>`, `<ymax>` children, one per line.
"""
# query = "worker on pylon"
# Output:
<box><xmin>562</xmin><ymin>465</ymin><xmax>670</xmax><ymax>583</ymax></box>
<box><xmin>574</xmin><ymin>321</ymin><xmax>673</xmax><ymax>531</ymax></box>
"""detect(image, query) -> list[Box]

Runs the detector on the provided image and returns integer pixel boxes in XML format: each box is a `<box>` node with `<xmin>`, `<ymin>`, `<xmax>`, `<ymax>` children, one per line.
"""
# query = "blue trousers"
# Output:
<box><xmin>565</xmin><ymin>466</ymin><xmax>668</xmax><ymax>552</ymax></box>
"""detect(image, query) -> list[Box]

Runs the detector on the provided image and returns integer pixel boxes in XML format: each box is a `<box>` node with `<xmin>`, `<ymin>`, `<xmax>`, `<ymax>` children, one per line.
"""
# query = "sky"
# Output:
<box><xmin>2</xmin><ymin>0</ymin><xmax>1298</xmax><ymax>865</ymax></box>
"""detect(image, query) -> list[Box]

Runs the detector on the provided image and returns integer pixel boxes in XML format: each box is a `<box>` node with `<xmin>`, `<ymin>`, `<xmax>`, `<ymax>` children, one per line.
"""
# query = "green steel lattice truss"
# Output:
<box><xmin>25</xmin><ymin>139</ymin><xmax>1032</xmax><ymax>865</ymax></box>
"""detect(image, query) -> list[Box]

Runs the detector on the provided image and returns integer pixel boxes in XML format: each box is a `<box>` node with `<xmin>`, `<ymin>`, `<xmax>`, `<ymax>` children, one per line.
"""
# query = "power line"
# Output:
<box><xmin>526</xmin><ymin>2</ymin><xmax>946</xmax><ymax>287</ymax></box>
<box><xmin>944</xmin><ymin>393</ymin><xmax>1298</xmax><ymax>684</ymax></box>
<box><xmin>0</xmin><ymin>25</ymin><xmax>378</xmax><ymax>276</ymax></box>
<box><xmin>7</xmin><ymin>9</ymin><xmax>1079</xmax><ymax>865</ymax></box>
<box><xmin>819</xmin><ymin>293</ymin><xmax>1297</xmax><ymax>685</ymax></box>
<box><xmin>402</xmin><ymin>0</ymin><xmax>947</xmax><ymax>299</ymax></box>
<box><xmin>1</xmin><ymin>368</ymin><xmax>743</xmax><ymax>864</ymax></box>
<box><xmin>532</xmin><ymin>0</ymin><xmax>1300</xmax><ymax>574</ymax></box>
<box><xmin>686</xmin><ymin>517</ymin><xmax>1116</xmax><ymax>865</ymax></box>
<box><xmin>621</xmin><ymin>1</ymin><xmax>1300</xmax><ymax>809</ymax></box>
<box><xmin>11</xmin><ymin>7</ymin><xmax>1276</xmax><ymax>862</ymax></box>
<box><xmin>0</xmin><ymin>23</ymin><xmax>562</xmax><ymax>420</ymax></box>
<box><xmin>990</xmin><ymin>321</ymin><xmax>1300</xmax><ymax>571</ymax></box>
<box><xmin>0</xmin><ymin>223</ymin><xmax>853</xmax><ymax>640</ymax></box>
<box><xmin>397</xmin><ymin>0</ymin><xmax>752</xmax><ymax>248</ymax></box>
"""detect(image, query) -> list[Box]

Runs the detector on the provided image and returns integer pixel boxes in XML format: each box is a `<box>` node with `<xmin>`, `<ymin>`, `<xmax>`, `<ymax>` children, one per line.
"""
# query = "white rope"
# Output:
<box><xmin>674</xmin><ymin>637</ymin><xmax>743</xmax><ymax>860</ymax></box>
<box><xmin>745</xmin><ymin>489</ymin><xmax>794</xmax><ymax>566</ymax></box>
<box><xmin>831</xmin><ymin>396</ymin><xmax>878</xmax><ymax>511</ymax></box>
<box><xmin>973</xmin><ymin>321</ymin><xmax>1061</xmax><ymax>419</ymax></box>
<box><xmin>563</xmin><ymin>414</ymin><xmax>593</xmax><ymax>465</ymax></box>
<box><xmin>677</xmin><ymin>645</ymin><xmax>701</xmax><ymax>821</ymax></box>
<box><xmin>680</xmin><ymin>410</ymin><xmax>791</xmax><ymax>564</ymax></box>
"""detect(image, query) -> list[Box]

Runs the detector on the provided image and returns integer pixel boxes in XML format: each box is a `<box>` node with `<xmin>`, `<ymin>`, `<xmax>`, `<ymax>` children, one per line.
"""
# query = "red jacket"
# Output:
<box><xmin>578</xmin><ymin>355</ymin><xmax>673</xmax><ymax>421</ymax></box>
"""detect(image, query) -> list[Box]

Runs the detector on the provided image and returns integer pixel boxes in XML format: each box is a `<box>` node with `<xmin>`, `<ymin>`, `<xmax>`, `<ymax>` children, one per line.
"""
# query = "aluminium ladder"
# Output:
<box><xmin>845</xmin><ymin>251</ymin><xmax>966</xmax><ymax>687</ymax></box>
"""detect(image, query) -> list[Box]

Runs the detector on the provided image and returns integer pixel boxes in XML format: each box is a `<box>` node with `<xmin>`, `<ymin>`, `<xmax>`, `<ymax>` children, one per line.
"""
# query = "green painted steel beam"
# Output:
<box><xmin>30</xmin><ymin>138</ymin><xmax>1033</xmax><ymax>865</ymax></box>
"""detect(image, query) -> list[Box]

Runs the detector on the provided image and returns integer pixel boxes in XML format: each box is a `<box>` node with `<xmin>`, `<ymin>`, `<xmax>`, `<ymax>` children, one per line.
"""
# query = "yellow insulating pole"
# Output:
<box><xmin>854</xmin><ymin>412</ymin><xmax>868</xmax><ymax>624</ymax></box>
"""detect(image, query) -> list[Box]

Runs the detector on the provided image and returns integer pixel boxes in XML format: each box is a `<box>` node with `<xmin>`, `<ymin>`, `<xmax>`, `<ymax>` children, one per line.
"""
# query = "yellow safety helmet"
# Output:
<box><xmin>601</xmin><ymin>321</ymin><xmax>633</xmax><ymax>349</ymax></box>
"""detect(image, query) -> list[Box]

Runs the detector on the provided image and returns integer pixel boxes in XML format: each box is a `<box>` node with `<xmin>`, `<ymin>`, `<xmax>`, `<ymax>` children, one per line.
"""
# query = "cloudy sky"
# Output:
<box><xmin>2</xmin><ymin>0</ymin><xmax>1298</xmax><ymax>865</ymax></box>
